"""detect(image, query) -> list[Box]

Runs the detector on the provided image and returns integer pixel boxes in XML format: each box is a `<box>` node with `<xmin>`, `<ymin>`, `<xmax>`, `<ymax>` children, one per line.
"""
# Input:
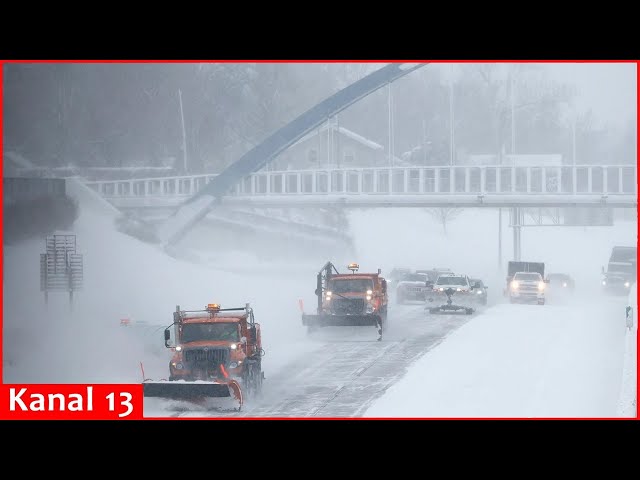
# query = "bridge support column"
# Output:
<box><xmin>512</xmin><ymin>207</ymin><xmax>522</xmax><ymax>261</ymax></box>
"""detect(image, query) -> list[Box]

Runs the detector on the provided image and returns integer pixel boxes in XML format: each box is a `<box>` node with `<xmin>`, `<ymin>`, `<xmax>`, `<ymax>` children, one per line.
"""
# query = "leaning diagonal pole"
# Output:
<box><xmin>157</xmin><ymin>63</ymin><xmax>426</xmax><ymax>246</ymax></box>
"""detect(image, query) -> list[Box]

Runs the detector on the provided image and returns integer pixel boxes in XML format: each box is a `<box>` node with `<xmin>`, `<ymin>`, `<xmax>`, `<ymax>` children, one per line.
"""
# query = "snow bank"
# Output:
<box><xmin>64</xmin><ymin>177</ymin><xmax>121</xmax><ymax>219</ymax></box>
<box><xmin>364</xmin><ymin>293</ymin><xmax>630</xmax><ymax>418</ymax></box>
<box><xmin>617</xmin><ymin>284</ymin><xmax>637</xmax><ymax>417</ymax></box>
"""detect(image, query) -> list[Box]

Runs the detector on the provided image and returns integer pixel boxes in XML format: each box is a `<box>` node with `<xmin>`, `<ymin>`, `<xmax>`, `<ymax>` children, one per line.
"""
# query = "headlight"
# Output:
<box><xmin>325</xmin><ymin>295</ymin><xmax>332</xmax><ymax>301</ymax></box>
<box><xmin>172</xmin><ymin>362</ymin><xmax>184</xmax><ymax>370</ymax></box>
<box><xmin>477</xmin><ymin>290</ymin><xmax>483</xmax><ymax>295</ymax></box>
<box><xmin>538</xmin><ymin>281</ymin><xmax>545</xmax><ymax>291</ymax></box>
<box><xmin>562</xmin><ymin>282</ymin><xmax>567</xmax><ymax>287</ymax></box>
<box><xmin>438</xmin><ymin>287</ymin><xmax>444</xmax><ymax>292</ymax></box>
<box><xmin>366</xmin><ymin>289</ymin><xmax>373</xmax><ymax>295</ymax></box>
<box><xmin>625</xmin><ymin>281</ymin><xmax>630</xmax><ymax>288</ymax></box>
<box><xmin>511</xmin><ymin>281</ymin><xmax>519</xmax><ymax>290</ymax></box>
<box><xmin>366</xmin><ymin>295</ymin><xmax>372</xmax><ymax>301</ymax></box>
<box><xmin>230</xmin><ymin>343</ymin><xmax>237</xmax><ymax>350</ymax></box>
<box><xmin>602</xmin><ymin>280</ymin><xmax>606</xmax><ymax>286</ymax></box>
<box><xmin>175</xmin><ymin>345</ymin><xmax>182</xmax><ymax>352</ymax></box>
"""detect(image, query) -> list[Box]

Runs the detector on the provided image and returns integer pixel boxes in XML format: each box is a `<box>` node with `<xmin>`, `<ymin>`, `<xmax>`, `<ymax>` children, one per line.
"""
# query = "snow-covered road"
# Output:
<box><xmin>144</xmin><ymin>286</ymin><xmax>630</xmax><ymax>418</ymax></box>
<box><xmin>144</xmin><ymin>302</ymin><xmax>477</xmax><ymax>417</ymax></box>
<box><xmin>365</xmin><ymin>292</ymin><xmax>630</xmax><ymax>418</ymax></box>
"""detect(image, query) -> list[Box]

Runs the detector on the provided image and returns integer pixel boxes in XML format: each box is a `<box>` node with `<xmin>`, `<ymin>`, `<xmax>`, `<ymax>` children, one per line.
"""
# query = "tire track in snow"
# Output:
<box><xmin>146</xmin><ymin>302</ymin><xmax>479</xmax><ymax>418</ymax></box>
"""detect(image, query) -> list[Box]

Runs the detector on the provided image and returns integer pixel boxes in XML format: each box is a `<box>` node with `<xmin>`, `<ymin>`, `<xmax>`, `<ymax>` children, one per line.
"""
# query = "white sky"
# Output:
<box><xmin>546</xmin><ymin>62</ymin><xmax>637</xmax><ymax>128</ymax></box>
<box><xmin>434</xmin><ymin>62</ymin><xmax>637</xmax><ymax>129</ymax></box>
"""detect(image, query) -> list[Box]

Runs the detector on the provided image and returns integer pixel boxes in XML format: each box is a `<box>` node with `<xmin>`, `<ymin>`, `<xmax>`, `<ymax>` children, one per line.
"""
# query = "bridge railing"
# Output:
<box><xmin>86</xmin><ymin>174</ymin><xmax>219</xmax><ymax>197</ymax></box>
<box><xmin>85</xmin><ymin>165</ymin><xmax>637</xmax><ymax>199</ymax></box>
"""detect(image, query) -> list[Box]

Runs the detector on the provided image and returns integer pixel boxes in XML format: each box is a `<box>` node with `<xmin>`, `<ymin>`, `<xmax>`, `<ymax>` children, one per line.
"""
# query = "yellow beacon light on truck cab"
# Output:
<box><xmin>207</xmin><ymin>303</ymin><xmax>221</xmax><ymax>312</ymax></box>
<box><xmin>348</xmin><ymin>263</ymin><xmax>359</xmax><ymax>273</ymax></box>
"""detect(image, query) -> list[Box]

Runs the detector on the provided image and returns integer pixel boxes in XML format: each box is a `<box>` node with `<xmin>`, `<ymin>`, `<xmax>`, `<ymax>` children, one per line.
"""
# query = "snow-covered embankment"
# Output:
<box><xmin>617</xmin><ymin>284</ymin><xmax>637</xmax><ymax>417</ymax></box>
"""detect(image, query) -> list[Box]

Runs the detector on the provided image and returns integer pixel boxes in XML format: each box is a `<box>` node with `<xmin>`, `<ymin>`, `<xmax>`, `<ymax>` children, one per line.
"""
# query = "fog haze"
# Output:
<box><xmin>2</xmin><ymin>61</ymin><xmax>637</xmax><ymax>417</ymax></box>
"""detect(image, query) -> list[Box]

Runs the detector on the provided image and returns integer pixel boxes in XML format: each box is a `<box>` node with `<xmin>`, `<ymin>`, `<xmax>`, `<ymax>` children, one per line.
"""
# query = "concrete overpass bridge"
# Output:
<box><xmin>84</xmin><ymin>163</ymin><xmax>636</xmax><ymax>261</ymax></box>
<box><xmin>86</xmin><ymin>163</ymin><xmax>637</xmax><ymax>209</ymax></box>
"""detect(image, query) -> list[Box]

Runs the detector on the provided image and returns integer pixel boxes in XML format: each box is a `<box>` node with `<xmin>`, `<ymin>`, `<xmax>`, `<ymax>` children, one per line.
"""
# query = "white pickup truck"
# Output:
<box><xmin>509</xmin><ymin>271</ymin><xmax>546</xmax><ymax>305</ymax></box>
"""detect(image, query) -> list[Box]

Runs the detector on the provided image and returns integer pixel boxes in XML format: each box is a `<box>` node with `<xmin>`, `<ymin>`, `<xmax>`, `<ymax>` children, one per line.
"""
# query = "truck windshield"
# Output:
<box><xmin>182</xmin><ymin>323</ymin><xmax>239</xmax><ymax>343</ymax></box>
<box><xmin>330</xmin><ymin>278</ymin><xmax>374</xmax><ymax>293</ymax></box>
<box><xmin>609</xmin><ymin>263</ymin><xmax>635</xmax><ymax>274</ymax></box>
<box><xmin>514</xmin><ymin>273</ymin><xmax>541</xmax><ymax>281</ymax></box>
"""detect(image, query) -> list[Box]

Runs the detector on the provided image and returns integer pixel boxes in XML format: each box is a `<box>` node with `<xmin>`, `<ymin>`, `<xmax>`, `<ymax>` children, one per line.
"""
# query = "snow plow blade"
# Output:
<box><xmin>426</xmin><ymin>305</ymin><xmax>473</xmax><ymax>315</ymax></box>
<box><xmin>143</xmin><ymin>380</ymin><xmax>243</xmax><ymax>410</ymax></box>
<box><xmin>302</xmin><ymin>313</ymin><xmax>382</xmax><ymax>327</ymax></box>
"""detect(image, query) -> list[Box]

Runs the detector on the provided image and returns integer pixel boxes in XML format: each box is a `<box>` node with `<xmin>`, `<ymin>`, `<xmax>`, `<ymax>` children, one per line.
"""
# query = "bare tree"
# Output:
<box><xmin>427</xmin><ymin>207</ymin><xmax>463</xmax><ymax>236</ymax></box>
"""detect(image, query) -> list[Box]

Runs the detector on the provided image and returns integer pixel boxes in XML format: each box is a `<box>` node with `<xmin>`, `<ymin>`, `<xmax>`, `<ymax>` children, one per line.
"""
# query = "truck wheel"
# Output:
<box><xmin>254</xmin><ymin>370</ymin><xmax>263</xmax><ymax>396</ymax></box>
<box><xmin>465</xmin><ymin>308</ymin><xmax>474</xmax><ymax>315</ymax></box>
<box><xmin>243</xmin><ymin>364</ymin><xmax>262</xmax><ymax>399</ymax></box>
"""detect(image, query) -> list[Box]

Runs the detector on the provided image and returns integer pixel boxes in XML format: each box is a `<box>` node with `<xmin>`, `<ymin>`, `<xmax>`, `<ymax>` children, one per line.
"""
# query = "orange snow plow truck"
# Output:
<box><xmin>302</xmin><ymin>262</ymin><xmax>388</xmax><ymax>341</ymax></box>
<box><xmin>143</xmin><ymin>302</ymin><xmax>264</xmax><ymax>411</ymax></box>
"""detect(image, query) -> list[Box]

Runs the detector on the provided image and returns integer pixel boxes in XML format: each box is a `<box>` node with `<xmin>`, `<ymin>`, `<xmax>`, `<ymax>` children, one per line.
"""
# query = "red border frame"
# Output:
<box><xmin>0</xmin><ymin>59</ymin><xmax>637</xmax><ymax>420</ymax></box>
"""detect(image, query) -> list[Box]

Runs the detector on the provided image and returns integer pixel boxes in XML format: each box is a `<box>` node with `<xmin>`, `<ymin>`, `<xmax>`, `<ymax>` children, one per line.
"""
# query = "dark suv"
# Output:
<box><xmin>470</xmin><ymin>278</ymin><xmax>488</xmax><ymax>306</ymax></box>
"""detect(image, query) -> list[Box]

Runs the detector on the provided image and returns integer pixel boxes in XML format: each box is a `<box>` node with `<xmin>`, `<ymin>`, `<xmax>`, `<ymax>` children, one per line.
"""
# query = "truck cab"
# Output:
<box><xmin>323</xmin><ymin>268</ymin><xmax>388</xmax><ymax>317</ymax></box>
<box><xmin>165</xmin><ymin>303</ymin><xmax>263</xmax><ymax>391</ymax></box>
<box><xmin>304</xmin><ymin>262</ymin><xmax>389</xmax><ymax>340</ymax></box>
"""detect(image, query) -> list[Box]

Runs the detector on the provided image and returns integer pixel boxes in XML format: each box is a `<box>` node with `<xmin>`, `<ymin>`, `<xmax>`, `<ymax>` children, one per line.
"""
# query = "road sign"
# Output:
<box><xmin>40</xmin><ymin>234</ymin><xmax>83</xmax><ymax>306</ymax></box>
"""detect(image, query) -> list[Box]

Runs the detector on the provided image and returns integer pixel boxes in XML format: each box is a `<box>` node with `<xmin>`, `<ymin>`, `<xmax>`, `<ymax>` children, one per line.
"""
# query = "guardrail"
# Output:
<box><xmin>84</xmin><ymin>165</ymin><xmax>637</xmax><ymax>199</ymax></box>
<box><xmin>3</xmin><ymin>177</ymin><xmax>67</xmax><ymax>206</ymax></box>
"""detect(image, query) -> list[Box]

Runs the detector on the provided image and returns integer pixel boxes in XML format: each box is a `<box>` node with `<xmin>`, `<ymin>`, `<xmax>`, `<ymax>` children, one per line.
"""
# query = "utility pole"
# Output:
<box><xmin>510</xmin><ymin>71</ymin><xmax>516</xmax><ymax>155</ymax></box>
<box><xmin>572</xmin><ymin>111</ymin><xmax>577</xmax><ymax>165</ymax></box>
<box><xmin>328</xmin><ymin>117</ymin><xmax>332</xmax><ymax>166</ymax></box>
<box><xmin>391</xmin><ymin>85</ymin><xmax>395</xmax><ymax>166</ymax></box>
<box><xmin>510</xmin><ymin>70</ymin><xmax>521</xmax><ymax>263</ymax></box>
<box><xmin>422</xmin><ymin>118</ymin><xmax>427</xmax><ymax>165</ymax></box>
<box><xmin>449</xmin><ymin>65</ymin><xmax>455</xmax><ymax>166</ymax></box>
<box><xmin>178</xmin><ymin>89</ymin><xmax>188</xmax><ymax>173</ymax></box>
<box><xmin>336</xmin><ymin>114</ymin><xmax>341</xmax><ymax>168</ymax></box>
